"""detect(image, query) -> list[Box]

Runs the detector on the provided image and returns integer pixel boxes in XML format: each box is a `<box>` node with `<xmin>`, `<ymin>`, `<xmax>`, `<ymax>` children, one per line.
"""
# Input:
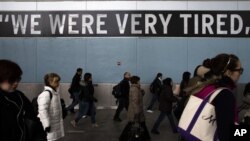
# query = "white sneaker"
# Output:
<box><xmin>147</xmin><ymin>110</ymin><xmax>154</xmax><ymax>113</ymax></box>
<box><xmin>70</xmin><ymin>120</ymin><xmax>77</xmax><ymax>128</ymax></box>
<box><xmin>82</xmin><ymin>115</ymin><xmax>87</xmax><ymax>119</ymax></box>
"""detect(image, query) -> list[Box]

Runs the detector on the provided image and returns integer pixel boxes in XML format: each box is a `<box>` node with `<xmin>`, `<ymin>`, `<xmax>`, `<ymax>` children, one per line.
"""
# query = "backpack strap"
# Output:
<box><xmin>44</xmin><ymin>90</ymin><xmax>53</xmax><ymax>100</ymax></box>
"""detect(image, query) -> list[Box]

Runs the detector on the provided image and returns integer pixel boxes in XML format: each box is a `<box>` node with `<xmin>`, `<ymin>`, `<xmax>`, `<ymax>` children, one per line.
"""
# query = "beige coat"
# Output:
<box><xmin>127</xmin><ymin>84</ymin><xmax>145</xmax><ymax>122</ymax></box>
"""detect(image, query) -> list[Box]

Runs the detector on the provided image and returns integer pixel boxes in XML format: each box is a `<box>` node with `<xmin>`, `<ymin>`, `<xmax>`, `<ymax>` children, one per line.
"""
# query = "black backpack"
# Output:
<box><xmin>112</xmin><ymin>82</ymin><xmax>122</xmax><ymax>99</ymax></box>
<box><xmin>32</xmin><ymin>90</ymin><xmax>67</xmax><ymax>119</ymax></box>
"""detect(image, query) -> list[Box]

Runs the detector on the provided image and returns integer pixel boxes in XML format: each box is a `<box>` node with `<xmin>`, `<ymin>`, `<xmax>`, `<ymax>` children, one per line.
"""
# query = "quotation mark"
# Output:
<box><xmin>0</xmin><ymin>14</ymin><xmax>9</xmax><ymax>23</ymax></box>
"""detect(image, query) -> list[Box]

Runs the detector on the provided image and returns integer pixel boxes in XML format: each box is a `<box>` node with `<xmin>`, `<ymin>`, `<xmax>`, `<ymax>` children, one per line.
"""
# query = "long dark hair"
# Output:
<box><xmin>205</xmin><ymin>54</ymin><xmax>239</xmax><ymax>78</ymax></box>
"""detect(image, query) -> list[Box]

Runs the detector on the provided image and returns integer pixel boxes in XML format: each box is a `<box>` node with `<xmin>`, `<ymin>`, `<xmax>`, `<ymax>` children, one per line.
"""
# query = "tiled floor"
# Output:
<box><xmin>61</xmin><ymin>109</ymin><xmax>180</xmax><ymax>141</ymax></box>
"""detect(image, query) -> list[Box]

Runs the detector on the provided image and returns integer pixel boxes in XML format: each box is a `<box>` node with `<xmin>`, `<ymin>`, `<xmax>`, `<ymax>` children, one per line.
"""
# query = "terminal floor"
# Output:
<box><xmin>61</xmin><ymin>109</ymin><xmax>180</xmax><ymax>141</ymax></box>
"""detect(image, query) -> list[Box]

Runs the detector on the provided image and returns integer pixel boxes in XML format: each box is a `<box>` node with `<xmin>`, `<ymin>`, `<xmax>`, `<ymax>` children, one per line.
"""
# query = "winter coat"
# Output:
<box><xmin>79</xmin><ymin>81</ymin><xmax>96</xmax><ymax>102</ymax></box>
<box><xmin>127</xmin><ymin>84</ymin><xmax>145</xmax><ymax>122</ymax></box>
<box><xmin>159</xmin><ymin>85</ymin><xmax>178</xmax><ymax>112</ymax></box>
<box><xmin>70</xmin><ymin>74</ymin><xmax>82</xmax><ymax>92</ymax></box>
<box><xmin>151</xmin><ymin>78</ymin><xmax>162</xmax><ymax>95</ymax></box>
<box><xmin>120</xmin><ymin>78</ymin><xmax>130</xmax><ymax>98</ymax></box>
<box><xmin>0</xmin><ymin>89</ymin><xmax>46</xmax><ymax>141</ymax></box>
<box><xmin>37</xmin><ymin>86</ymin><xmax>64</xmax><ymax>141</ymax></box>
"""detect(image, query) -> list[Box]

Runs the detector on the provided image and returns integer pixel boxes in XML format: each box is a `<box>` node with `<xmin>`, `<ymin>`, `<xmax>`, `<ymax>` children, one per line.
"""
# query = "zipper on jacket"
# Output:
<box><xmin>4</xmin><ymin>94</ymin><xmax>24</xmax><ymax>141</ymax></box>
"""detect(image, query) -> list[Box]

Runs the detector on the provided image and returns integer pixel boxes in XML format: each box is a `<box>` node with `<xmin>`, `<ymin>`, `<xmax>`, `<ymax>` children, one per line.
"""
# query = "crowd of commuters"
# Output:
<box><xmin>0</xmin><ymin>53</ymin><xmax>247</xmax><ymax>141</ymax></box>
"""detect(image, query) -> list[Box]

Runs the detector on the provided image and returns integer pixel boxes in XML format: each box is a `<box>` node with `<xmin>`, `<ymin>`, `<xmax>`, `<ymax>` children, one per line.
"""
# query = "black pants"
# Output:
<box><xmin>147</xmin><ymin>94</ymin><xmax>159</xmax><ymax>110</ymax></box>
<box><xmin>120</xmin><ymin>122</ymin><xmax>151</xmax><ymax>141</ymax></box>
<box><xmin>152</xmin><ymin>111</ymin><xmax>177</xmax><ymax>133</ymax></box>
<box><xmin>114</xmin><ymin>98</ymin><xmax>129</xmax><ymax>119</ymax></box>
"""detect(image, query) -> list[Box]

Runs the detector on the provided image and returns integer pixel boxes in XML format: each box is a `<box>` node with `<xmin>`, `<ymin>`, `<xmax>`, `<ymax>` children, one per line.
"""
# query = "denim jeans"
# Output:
<box><xmin>114</xmin><ymin>98</ymin><xmax>129</xmax><ymax>119</ymax></box>
<box><xmin>75</xmin><ymin>101</ymin><xmax>96</xmax><ymax>124</ymax></box>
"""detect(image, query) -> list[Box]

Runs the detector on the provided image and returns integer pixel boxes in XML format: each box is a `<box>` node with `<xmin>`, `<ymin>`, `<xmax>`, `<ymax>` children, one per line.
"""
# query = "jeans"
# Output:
<box><xmin>147</xmin><ymin>94</ymin><xmax>159</xmax><ymax>110</ymax></box>
<box><xmin>152</xmin><ymin>111</ymin><xmax>177</xmax><ymax>133</ymax></box>
<box><xmin>75</xmin><ymin>101</ymin><xmax>96</xmax><ymax>124</ymax></box>
<box><xmin>114</xmin><ymin>98</ymin><xmax>129</xmax><ymax>119</ymax></box>
<box><xmin>66</xmin><ymin>91</ymin><xmax>80</xmax><ymax>111</ymax></box>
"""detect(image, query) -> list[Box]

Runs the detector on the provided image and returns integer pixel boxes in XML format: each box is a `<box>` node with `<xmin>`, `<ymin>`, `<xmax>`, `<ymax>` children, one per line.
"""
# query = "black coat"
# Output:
<box><xmin>120</xmin><ymin>78</ymin><xmax>130</xmax><ymax>98</ymax></box>
<box><xmin>159</xmin><ymin>85</ymin><xmax>178</xmax><ymax>112</ymax></box>
<box><xmin>152</xmin><ymin>78</ymin><xmax>162</xmax><ymax>95</ymax></box>
<box><xmin>213</xmin><ymin>76</ymin><xmax>236</xmax><ymax>141</ymax></box>
<box><xmin>79</xmin><ymin>81</ymin><xmax>96</xmax><ymax>102</ymax></box>
<box><xmin>0</xmin><ymin>89</ymin><xmax>46</xmax><ymax>141</ymax></box>
<box><xmin>70</xmin><ymin>74</ymin><xmax>81</xmax><ymax>92</ymax></box>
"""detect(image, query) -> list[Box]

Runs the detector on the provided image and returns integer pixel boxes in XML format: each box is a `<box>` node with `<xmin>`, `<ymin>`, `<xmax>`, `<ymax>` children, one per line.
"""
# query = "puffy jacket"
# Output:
<box><xmin>37</xmin><ymin>86</ymin><xmax>64</xmax><ymax>141</ymax></box>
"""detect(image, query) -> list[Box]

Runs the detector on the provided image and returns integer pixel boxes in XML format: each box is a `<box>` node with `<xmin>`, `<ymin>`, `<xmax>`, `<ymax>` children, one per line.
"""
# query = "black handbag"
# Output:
<box><xmin>24</xmin><ymin>117</ymin><xmax>47</xmax><ymax>141</ymax></box>
<box><xmin>128</xmin><ymin>123</ymin><xmax>145</xmax><ymax>141</ymax></box>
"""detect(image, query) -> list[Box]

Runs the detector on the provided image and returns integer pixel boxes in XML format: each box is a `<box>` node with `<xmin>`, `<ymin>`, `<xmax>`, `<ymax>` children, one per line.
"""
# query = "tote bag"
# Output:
<box><xmin>178</xmin><ymin>88</ymin><xmax>226</xmax><ymax>141</ymax></box>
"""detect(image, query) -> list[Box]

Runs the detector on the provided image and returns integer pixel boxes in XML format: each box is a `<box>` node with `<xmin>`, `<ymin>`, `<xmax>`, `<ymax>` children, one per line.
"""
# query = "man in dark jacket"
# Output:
<box><xmin>113</xmin><ymin>72</ymin><xmax>131</xmax><ymax>122</ymax></box>
<box><xmin>147</xmin><ymin>73</ymin><xmax>163</xmax><ymax>113</ymax></box>
<box><xmin>67</xmin><ymin>68</ymin><xmax>83</xmax><ymax>113</ymax></box>
<box><xmin>0</xmin><ymin>60</ymin><xmax>46</xmax><ymax>141</ymax></box>
<box><xmin>151</xmin><ymin>78</ymin><xmax>178</xmax><ymax>135</ymax></box>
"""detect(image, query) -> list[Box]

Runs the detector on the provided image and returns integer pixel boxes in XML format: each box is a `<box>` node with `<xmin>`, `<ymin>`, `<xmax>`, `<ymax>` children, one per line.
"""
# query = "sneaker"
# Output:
<box><xmin>70</xmin><ymin>120</ymin><xmax>77</xmax><ymax>128</ymax></box>
<box><xmin>113</xmin><ymin>117</ymin><xmax>122</xmax><ymax>122</ymax></box>
<box><xmin>92</xmin><ymin>123</ymin><xmax>99</xmax><ymax>128</ymax></box>
<box><xmin>82</xmin><ymin>115</ymin><xmax>87</xmax><ymax>119</ymax></box>
<box><xmin>147</xmin><ymin>110</ymin><xmax>154</xmax><ymax>113</ymax></box>
<box><xmin>151</xmin><ymin>130</ymin><xmax>160</xmax><ymax>135</ymax></box>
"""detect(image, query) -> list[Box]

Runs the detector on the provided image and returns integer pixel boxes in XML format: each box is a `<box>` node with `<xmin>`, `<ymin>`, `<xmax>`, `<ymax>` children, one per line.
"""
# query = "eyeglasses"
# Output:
<box><xmin>232</xmin><ymin>68</ymin><xmax>244</xmax><ymax>75</ymax></box>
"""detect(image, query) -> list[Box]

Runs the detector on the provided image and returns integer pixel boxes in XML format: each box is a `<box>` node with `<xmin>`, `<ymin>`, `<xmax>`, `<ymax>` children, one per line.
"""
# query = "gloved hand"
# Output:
<box><xmin>45</xmin><ymin>126</ymin><xmax>51</xmax><ymax>133</ymax></box>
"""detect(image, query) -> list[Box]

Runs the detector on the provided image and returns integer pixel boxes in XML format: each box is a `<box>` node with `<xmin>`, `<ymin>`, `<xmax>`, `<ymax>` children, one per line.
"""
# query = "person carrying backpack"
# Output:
<box><xmin>113</xmin><ymin>72</ymin><xmax>131</xmax><ymax>122</ymax></box>
<box><xmin>147</xmin><ymin>73</ymin><xmax>163</xmax><ymax>113</ymax></box>
<box><xmin>37</xmin><ymin>73</ymin><xmax>65</xmax><ymax>141</ymax></box>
